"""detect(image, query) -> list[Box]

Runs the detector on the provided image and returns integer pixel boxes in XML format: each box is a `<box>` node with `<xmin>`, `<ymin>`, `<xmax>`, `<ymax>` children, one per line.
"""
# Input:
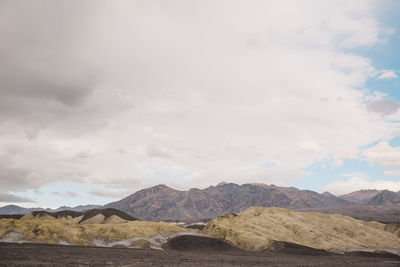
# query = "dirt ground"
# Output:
<box><xmin>0</xmin><ymin>242</ymin><xmax>399</xmax><ymax>267</ymax></box>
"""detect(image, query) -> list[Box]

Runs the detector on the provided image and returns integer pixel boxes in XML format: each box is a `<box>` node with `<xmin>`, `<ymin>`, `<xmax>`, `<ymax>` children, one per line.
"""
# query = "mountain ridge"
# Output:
<box><xmin>0</xmin><ymin>204</ymin><xmax>100</xmax><ymax>215</ymax></box>
<box><xmin>104</xmin><ymin>183</ymin><xmax>354</xmax><ymax>221</ymax></box>
<box><xmin>3</xmin><ymin>183</ymin><xmax>400</xmax><ymax>222</ymax></box>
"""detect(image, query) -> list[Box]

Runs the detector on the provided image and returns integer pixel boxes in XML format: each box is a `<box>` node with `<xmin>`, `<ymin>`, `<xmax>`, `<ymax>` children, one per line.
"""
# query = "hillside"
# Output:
<box><xmin>201</xmin><ymin>207</ymin><xmax>400</xmax><ymax>252</ymax></box>
<box><xmin>0</xmin><ymin>216</ymin><xmax>188</xmax><ymax>248</ymax></box>
<box><xmin>340</xmin><ymin>190</ymin><xmax>380</xmax><ymax>204</ymax></box>
<box><xmin>367</xmin><ymin>190</ymin><xmax>400</xmax><ymax>206</ymax></box>
<box><xmin>22</xmin><ymin>208</ymin><xmax>138</xmax><ymax>224</ymax></box>
<box><xmin>297</xmin><ymin>205</ymin><xmax>400</xmax><ymax>224</ymax></box>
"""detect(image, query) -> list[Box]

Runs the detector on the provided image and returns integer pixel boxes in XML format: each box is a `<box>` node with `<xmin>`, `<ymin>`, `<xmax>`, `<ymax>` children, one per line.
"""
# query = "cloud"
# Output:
<box><xmin>367</xmin><ymin>99</ymin><xmax>400</xmax><ymax>115</ymax></box>
<box><xmin>323</xmin><ymin>176</ymin><xmax>400</xmax><ymax>195</ymax></box>
<box><xmin>0</xmin><ymin>193</ymin><xmax>36</xmax><ymax>203</ymax></box>
<box><xmin>378</xmin><ymin>70</ymin><xmax>398</xmax><ymax>80</ymax></box>
<box><xmin>90</xmin><ymin>188</ymin><xmax>126</xmax><ymax>198</ymax></box>
<box><xmin>66</xmin><ymin>191</ymin><xmax>78</xmax><ymax>197</ymax></box>
<box><xmin>0</xmin><ymin>0</ymin><xmax>397</xmax><ymax>196</ymax></box>
<box><xmin>362</xmin><ymin>141</ymin><xmax>400</xmax><ymax>168</ymax></box>
<box><xmin>52</xmin><ymin>191</ymin><xmax>78</xmax><ymax>198</ymax></box>
<box><xmin>384</xmin><ymin>169</ymin><xmax>400</xmax><ymax>176</ymax></box>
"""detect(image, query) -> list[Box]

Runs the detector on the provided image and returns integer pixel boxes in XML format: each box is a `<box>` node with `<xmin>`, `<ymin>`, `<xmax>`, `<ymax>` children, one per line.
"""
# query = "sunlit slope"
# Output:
<box><xmin>202</xmin><ymin>207</ymin><xmax>400</xmax><ymax>251</ymax></box>
<box><xmin>0</xmin><ymin>217</ymin><xmax>187</xmax><ymax>246</ymax></box>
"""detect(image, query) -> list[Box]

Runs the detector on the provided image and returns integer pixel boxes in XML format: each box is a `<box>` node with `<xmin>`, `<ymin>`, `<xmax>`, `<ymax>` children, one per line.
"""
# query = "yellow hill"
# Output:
<box><xmin>0</xmin><ymin>217</ymin><xmax>188</xmax><ymax>246</ymax></box>
<box><xmin>202</xmin><ymin>207</ymin><xmax>400</xmax><ymax>252</ymax></box>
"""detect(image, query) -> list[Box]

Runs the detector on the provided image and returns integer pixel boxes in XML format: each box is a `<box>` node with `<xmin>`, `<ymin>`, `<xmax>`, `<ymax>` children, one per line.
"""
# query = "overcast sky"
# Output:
<box><xmin>1</xmin><ymin>0</ymin><xmax>400</xmax><ymax>208</ymax></box>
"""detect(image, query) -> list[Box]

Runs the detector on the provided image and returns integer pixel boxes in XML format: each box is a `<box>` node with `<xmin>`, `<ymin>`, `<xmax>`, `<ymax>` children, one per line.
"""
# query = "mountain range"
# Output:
<box><xmin>2</xmin><ymin>183</ymin><xmax>400</xmax><ymax>222</ymax></box>
<box><xmin>104</xmin><ymin>183</ymin><xmax>400</xmax><ymax>221</ymax></box>
<box><xmin>0</xmin><ymin>204</ymin><xmax>100</xmax><ymax>215</ymax></box>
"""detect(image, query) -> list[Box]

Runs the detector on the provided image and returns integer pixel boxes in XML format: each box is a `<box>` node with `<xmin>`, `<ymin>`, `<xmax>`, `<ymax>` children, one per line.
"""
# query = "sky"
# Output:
<box><xmin>1</xmin><ymin>0</ymin><xmax>400</xmax><ymax>208</ymax></box>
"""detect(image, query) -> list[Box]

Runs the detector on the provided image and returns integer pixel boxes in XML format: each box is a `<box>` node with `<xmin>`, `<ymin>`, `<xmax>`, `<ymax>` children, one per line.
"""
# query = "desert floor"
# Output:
<box><xmin>1</xmin><ymin>242</ymin><xmax>400</xmax><ymax>266</ymax></box>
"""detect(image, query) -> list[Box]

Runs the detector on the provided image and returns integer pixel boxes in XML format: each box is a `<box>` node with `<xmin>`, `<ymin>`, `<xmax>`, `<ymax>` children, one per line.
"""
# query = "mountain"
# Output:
<box><xmin>0</xmin><ymin>205</ymin><xmax>51</xmax><ymax>215</ymax></box>
<box><xmin>3</xmin><ymin>183</ymin><xmax>400</xmax><ymax>222</ymax></box>
<box><xmin>340</xmin><ymin>189</ymin><xmax>380</xmax><ymax>204</ymax></box>
<box><xmin>266</xmin><ymin>185</ymin><xmax>348</xmax><ymax>208</ymax></box>
<box><xmin>367</xmin><ymin>190</ymin><xmax>400</xmax><ymax>206</ymax></box>
<box><xmin>104</xmin><ymin>183</ymin><xmax>351</xmax><ymax>221</ymax></box>
<box><xmin>0</xmin><ymin>204</ymin><xmax>100</xmax><ymax>215</ymax></box>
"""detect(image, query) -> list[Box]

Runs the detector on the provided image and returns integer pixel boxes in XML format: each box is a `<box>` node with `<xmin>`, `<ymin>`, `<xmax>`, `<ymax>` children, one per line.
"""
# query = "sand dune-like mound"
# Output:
<box><xmin>79</xmin><ymin>214</ymin><xmax>105</xmax><ymax>224</ymax></box>
<box><xmin>103</xmin><ymin>215</ymin><xmax>128</xmax><ymax>224</ymax></box>
<box><xmin>31</xmin><ymin>210</ymin><xmax>83</xmax><ymax>219</ymax></box>
<box><xmin>0</xmin><ymin>217</ymin><xmax>187</xmax><ymax>246</ymax></box>
<box><xmin>79</xmin><ymin>208</ymin><xmax>137</xmax><ymax>223</ymax></box>
<box><xmin>21</xmin><ymin>208</ymin><xmax>138</xmax><ymax>225</ymax></box>
<box><xmin>202</xmin><ymin>207</ymin><xmax>400</xmax><ymax>252</ymax></box>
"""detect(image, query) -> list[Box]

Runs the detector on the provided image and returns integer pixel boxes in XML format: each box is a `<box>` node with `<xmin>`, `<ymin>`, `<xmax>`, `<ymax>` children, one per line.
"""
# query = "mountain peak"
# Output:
<box><xmin>321</xmin><ymin>191</ymin><xmax>334</xmax><ymax>197</ymax></box>
<box><xmin>150</xmin><ymin>184</ymin><xmax>176</xmax><ymax>191</ymax></box>
<box><xmin>247</xmin><ymin>183</ymin><xmax>270</xmax><ymax>188</ymax></box>
<box><xmin>215</xmin><ymin>182</ymin><xmax>238</xmax><ymax>187</ymax></box>
<box><xmin>153</xmin><ymin>184</ymin><xmax>170</xmax><ymax>189</ymax></box>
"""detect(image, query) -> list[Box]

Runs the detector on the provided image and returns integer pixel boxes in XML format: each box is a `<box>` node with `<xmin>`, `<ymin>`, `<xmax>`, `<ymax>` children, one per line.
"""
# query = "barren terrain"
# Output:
<box><xmin>1</xmin><ymin>242</ymin><xmax>400</xmax><ymax>267</ymax></box>
<box><xmin>203</xmin><ymin>207</ymin><xmax>400</xmax><ymax>251</ymax></box>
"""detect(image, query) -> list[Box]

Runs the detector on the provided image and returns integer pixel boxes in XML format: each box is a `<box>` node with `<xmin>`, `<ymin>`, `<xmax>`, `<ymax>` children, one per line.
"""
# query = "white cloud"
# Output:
<box><xmin>378</xmin><ymin>70</ymin><xmax>399</xmax><ymax>80</ymax></box>
<box><xmin>52</xmin><ymin>191</ymin><xmax>78</xmax><ymax>198</ymax></box>
<box><xmin>323</xmin><ymin>176</ymin><xmax>400</xmax><ymax>195</ymax></box>
<box><xmin>0</xmin><ymin>0</ymin><xmax>397</xmax><ymax>196</ymax></box>
<box><xmin>384</xmin><ymin>169</ymin><xmax>400</xmax><ymax>176</ymax></box>
<box><xmin>362</xmin><ymin>141</ymin><xmax>400</xmax><ymax>168</ymax></box>
<box><xmin>342</xmin><ymin>172</ymin><xmax>366</xmax><ymax>177</ymax></box>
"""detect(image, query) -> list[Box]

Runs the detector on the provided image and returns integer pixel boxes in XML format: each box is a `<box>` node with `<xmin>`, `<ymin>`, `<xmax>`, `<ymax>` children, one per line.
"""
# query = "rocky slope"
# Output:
<box><xmin>201</xmin><ymin>207</ymin><xmax>400</xmax><ymax>252</ymax></box>
<box><xmin>367</xmin><ymin>190</ymin><xmax>400</xmax><ymax>206</ymax></box>
<box><xmin>340</xmin><ymin>190</ymin><xmax>380</xmax><ymax>204</ymax></box>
